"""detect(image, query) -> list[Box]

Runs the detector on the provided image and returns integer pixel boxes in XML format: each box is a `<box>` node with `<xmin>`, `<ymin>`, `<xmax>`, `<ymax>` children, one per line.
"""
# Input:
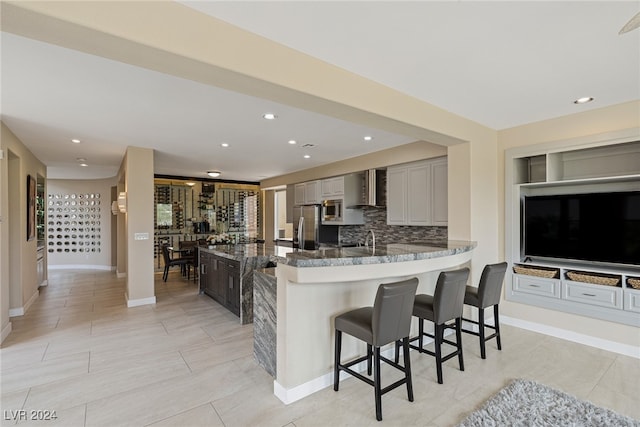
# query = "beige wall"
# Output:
<box><xmin>261</xmin><ymin>140</ymin><xmax>447</xmax><ymax>188</ymax></box>
<box><xmin>1</xmin><ymin>122</ymin><xmax>47</xmax><ymax>341</ymax></box>
<box><xmin>119</xmin><ymin>147</ymin><xmax>155</xmax><ymax>305</ymax></box>
<box><xmin>497</xmin><ymin>100</ymin><xmax>640</xmax><ymax>348</ymax></box>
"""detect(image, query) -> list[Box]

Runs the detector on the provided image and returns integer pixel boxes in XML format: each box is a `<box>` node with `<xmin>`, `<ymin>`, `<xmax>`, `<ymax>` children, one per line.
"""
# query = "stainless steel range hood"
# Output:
<box><xmin>351</xmin><ymin>169</ymin><xmax>386</xmax><ymax>207</ymax></box>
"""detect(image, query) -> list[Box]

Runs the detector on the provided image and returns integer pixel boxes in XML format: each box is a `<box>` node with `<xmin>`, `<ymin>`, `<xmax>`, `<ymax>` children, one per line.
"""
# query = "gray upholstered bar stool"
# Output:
<box><xmin>461</xmin><ymin>262</ymin><xmax>508</xmax><ymax>359</ymax></box>
<box><xmin>400</xmin><ymin>268</ymin><xmax>470</xmax><ymax>385</ymax></box>
<box><xmin>333</xmin><ymin>277</ymin><xmax>419</xmax><ymax>422</ymax></box>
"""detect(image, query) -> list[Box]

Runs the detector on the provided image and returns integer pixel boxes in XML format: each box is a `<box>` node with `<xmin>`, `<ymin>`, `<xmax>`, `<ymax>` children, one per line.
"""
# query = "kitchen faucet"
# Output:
<box><xmin>364</xmin><ymin>229</ymin><xmax>376</xmax><ymax>249</ymax></box>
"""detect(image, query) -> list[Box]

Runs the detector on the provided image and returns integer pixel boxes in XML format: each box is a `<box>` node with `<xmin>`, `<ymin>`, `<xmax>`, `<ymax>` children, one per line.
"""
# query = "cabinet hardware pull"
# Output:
<box><xmin>529</xmin><ymin>284</ymin><xmax>540</xmax><ymax>288</ymax></box>
<box><xmin>582</xmin><ymin>293</ymin><xmax>596</xmax><ymax>297</ymax></box>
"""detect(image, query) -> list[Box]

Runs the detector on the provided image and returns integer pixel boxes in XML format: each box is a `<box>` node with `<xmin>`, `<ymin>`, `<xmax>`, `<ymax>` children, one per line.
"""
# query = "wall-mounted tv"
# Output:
<box><xmin>523</xmin><ymin>191</ymin><xmax>640</xmax><ymax>266</ymax></box>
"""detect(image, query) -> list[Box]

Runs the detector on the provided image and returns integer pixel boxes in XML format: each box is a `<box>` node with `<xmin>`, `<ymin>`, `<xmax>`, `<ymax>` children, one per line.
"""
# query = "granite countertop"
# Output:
<box><xmin>199</xmin><ymin>244</ymin><xmax>294</xmax><ymax>261</ymax></box>
<box><xmin>200</xmin><ymin>241</ymin><xmax>476</xmax><ymax>268</ymax></box>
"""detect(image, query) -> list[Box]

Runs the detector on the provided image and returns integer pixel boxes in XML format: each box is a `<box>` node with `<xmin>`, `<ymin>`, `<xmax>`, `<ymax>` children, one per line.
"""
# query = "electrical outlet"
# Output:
<box><xmin>134</xmin><ymin>233</ymin><xmax>149</xmax><ymax>240</ymax></box>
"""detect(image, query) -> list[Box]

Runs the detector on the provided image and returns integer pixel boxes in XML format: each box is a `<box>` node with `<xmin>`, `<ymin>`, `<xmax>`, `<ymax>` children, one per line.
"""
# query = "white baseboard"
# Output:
<box><xmin>39</xmin><ymin>279</ymin><xmax>49</xmax><ymax>287</ymax></box>
<box><xmin>273</xmin><ymin>340</ymin><xmax>430</xmax><ymax>405</ymax></box>
<box><xmin>501</xmin><ymin>315</ymin><xmax>640</xmax><ymax>359</ymax></box>
<box><xmin>9</xmin><ymin>307</ymin><xmax>24</xmax><ymax>317</ymax></box>
<box><xmin>116</xmin><ymin>271</ymin><xmax>127</xmax><ymax>279</ymax></box>
<box><xmin>1</xmin><ymin>321</ymin><xmax>12</xmax><ymax>343</ymax></box>
<box><xmin>126</xmin><ymin>295</ymin><xmax>156</xmax><ymax>308</ymax></box>
<box><xmin>24</xmin><ymin>288</ymin><xmax>39</xmax><ymax>313</ymax></box>
<box><xmin>48</xmin><ymin>264</ymin><xmax>113</xmax><ymax>270</ymax></box>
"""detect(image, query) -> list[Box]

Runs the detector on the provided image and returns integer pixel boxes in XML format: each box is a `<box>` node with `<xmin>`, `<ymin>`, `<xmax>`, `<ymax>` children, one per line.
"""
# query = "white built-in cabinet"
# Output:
<box><xmin>505</xmin><ymin>131</ymin><xmax>640</xmax><ymax>327</ymax></box>
<box><xmin>386</xmin><ymin>157</ymin><xmax>448</xmax><ymax>226</ymax></box>
<box><xmin>320</xmin><ymin>177</ymin><xmax>345</xmax><ymax>198</ymax></box>
<box><xmin>294</xmin><ymin>180</ymin><xmax>321</xmax><ymax>205</ymax></box>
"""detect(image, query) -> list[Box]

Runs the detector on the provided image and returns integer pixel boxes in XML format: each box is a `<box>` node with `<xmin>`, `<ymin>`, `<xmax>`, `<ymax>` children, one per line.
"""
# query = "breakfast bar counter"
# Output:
<box><xmin>262</xmin><ymin>240</ymin><xmax>477</xmax><ymax>404</ymax></box>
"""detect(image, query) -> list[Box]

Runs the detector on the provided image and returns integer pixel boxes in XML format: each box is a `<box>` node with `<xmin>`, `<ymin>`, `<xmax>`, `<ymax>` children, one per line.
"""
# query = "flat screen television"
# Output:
<box><xmin>523</xmin><ymin>191</ymin><xmax>640</xmax><ymax>266</ymax></box>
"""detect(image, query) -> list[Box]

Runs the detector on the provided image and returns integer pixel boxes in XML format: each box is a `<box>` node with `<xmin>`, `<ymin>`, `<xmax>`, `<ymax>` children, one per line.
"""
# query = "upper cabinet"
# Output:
<box><xmin>294</xmin><ymin>180</ymin><xmax>321</xmax><ymax>205</ymax></box>
<box><xmin>387</xmin><ymin>157</ymin><xmax>448</xmax><ymax>226</ymax></box>
<box><xmin>320</xmin><ymin>177</ymin><xmax>345</xmax><ymax>198</ymax></box>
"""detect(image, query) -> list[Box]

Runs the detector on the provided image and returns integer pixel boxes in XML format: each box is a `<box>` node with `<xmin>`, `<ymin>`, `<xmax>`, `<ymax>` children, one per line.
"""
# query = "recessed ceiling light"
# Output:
<box><xmin>303</xmin><ymin>154</ymin><xmax>311</xmax><ymax>159</ymax></box>
<box><xmin>288</xmin><ymin>140</ymin><xmax>297</xmax><ymax>145</ymax></box>
<box><xmin>574</xmin><ymin>97</ymin><xmax>594</xmax><ymax>104</ymax></box>
<box><xmin>364</xmin><ymin>136</ymin><xmax>373</xmax><ymax>141</ymax></box>
<box><xmin>221</xmin><ymin>143</ymin><xmax>229</xmax><ymax>148</ymax></box>
<box><xmin>71</xmin><ymin>139</ymin><xmax>81</xmax><ymax>144</ymax></box>
<box><xmin>76</xmin><ymin>157</ymin><xmax>86</xmax><ymax>162</ymax></box>
<box><xmin>186</xmin><ymin>182</ymin><xmax>196</xmax><ymax>186</ymax></box>
<box><xmin>207</xmin><ymin>171</ymin><xmax>221</xmax><ymax>177</ymax></box>
<box><xmin>79</xmin><ymin>163</ymin><xmax>88</xmax><ymax>167</ymax></box>
<box><xmin>263</xmin><ymin>113</ymin><xmax>277</xmax><ymax>120</ymax></box>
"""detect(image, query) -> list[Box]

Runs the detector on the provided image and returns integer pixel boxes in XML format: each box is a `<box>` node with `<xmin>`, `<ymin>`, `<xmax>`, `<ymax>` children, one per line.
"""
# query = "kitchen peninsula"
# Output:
<box><xmin>252</xmin><ymin>240</ymin><xmax>477</xmax><ymax>404</ymax></box>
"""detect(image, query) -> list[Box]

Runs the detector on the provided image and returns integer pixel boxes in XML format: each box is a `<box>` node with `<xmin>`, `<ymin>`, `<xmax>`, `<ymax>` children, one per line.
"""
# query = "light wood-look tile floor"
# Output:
<box><xmin>1</xmin><ymin>269</ymin><xmax>639</xmax><ymax>426</ymax></box>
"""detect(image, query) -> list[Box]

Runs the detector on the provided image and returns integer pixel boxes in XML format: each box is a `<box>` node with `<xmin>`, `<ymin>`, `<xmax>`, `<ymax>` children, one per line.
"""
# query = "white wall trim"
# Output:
<box><xmin>116</xmin><ymin>271</ymin><xmax>127</xmax><ymax>279</ymax></box>
<box><xmin>49</xmin><ymin>264</ymin><xmax>113</xmax><ymax>271</ymax></box>
<box><xmin>273</xmin><ymin>341</ymin><xmax>432</xmax><ymax>404</ymax></box>
<box><xmin>39</xmin><ymin>279</ymin><xmax>49</xmax><ymax>287</ymax></box>
<box><xmin>126</xmin><ymin>295</ymin><xmax>156</xmax><ymax>308</ymax></box>
<box><xmin>9</xmin><ymin>307</ymin><xmax>24</xmax><ymax>317</ymax></box>
<box><xmin>1</xmin><ymin>322</ymin><xmax>12</xmax><ymax>343</ymax></box>
<box><xmin>24</xmin><ymin>288</ymin><xmax>39</xmax><ymax>314</ymax></box>
<box><xmin>501</xmin><ymin>315</ymin><xmax>640</xmax><ymax>359</ymax></box>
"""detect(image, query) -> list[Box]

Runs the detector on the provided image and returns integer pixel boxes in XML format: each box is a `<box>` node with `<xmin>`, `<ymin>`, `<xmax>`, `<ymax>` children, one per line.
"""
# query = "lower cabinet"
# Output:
<box><xmin>201</xmin><ymin>253</ymin><xmax>240</xmax><ymax>317</ymax></box>
<box><xmin>508</xmin><ymin>264</ymin><xmax>639</xmax><ymax>327</ymax></box>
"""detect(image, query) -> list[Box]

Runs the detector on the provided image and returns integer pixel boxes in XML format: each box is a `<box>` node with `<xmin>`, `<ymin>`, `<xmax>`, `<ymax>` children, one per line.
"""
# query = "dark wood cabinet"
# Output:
<box><xmin>201</xmin><ymin>252</ymin><xmax>240</xmax><ymax>317</ymax></box>
<box><xmin>199</xmin><ymin>251</ymin><xmax>211</xmax><ymax>294</ymax></box>
<box><xmin>224</xmin><ymin>259</ymin><xmax>240</xmax><ymax>316</ymax></box>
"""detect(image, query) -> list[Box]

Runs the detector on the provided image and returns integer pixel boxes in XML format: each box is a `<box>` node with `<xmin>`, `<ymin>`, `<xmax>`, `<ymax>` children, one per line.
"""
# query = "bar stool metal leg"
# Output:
<box><xmin>402</xmin><ymin>337</ymin><xmax>414</xmax><ymax>402</ymax></box>
<box><xmin>494</xmin><ymin>304</ymin><xmax>502</xmax><ymax>350</ymax></box>
<box><xmin>374</xmin><ymin>347</ymin><xmax>382</xmax><ymax>421</ymax></box>
<box><xmin>334</xmin><ymin>330</ymin><xmax>342</xmax><ymax>391</ymax></box>
<box><xmin>456</xmin><ymin>318</ymin><xmax>465</xmax><ymax>371</ymax></box>
<box><xmin>478</xmin><ymin>308</ymin><xmax>486</xmax><ymax>359</ymax></box>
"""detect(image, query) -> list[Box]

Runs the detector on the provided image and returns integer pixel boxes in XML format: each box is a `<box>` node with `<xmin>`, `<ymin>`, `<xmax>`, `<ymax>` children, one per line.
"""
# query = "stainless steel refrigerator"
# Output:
<box><xmin>293</xmin><ymin>205</ymin><xmax>338</xmax><ymax>250</ymax></box>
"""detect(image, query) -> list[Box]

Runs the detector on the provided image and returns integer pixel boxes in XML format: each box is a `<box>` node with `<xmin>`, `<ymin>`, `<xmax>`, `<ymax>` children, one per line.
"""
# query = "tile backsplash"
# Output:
<box><xmin>339</xmin><ymin>206</ymin><xmax>447</xmax><ymax>245</ymax></box>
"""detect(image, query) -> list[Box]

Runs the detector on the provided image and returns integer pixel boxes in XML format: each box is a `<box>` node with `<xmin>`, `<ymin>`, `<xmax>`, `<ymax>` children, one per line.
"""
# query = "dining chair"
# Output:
<box><xmin>461</xmin><ymin>262</ymin><xmax>508</xmax><ymax>359</ymax></box>
<box><xmin>333</xmin><ymin>277</ymin><xmax>418</xmax><ymax>421</ymax></box>
<box><xmin>161</xmin><ymin>244</ymin><xmax>192</xmax><ymax>282</ymax></box>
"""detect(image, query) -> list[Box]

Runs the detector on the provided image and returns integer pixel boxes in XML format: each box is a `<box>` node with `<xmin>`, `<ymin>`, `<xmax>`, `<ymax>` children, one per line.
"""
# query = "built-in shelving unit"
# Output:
<box><xmin>504</xmin><ymin>129</ymin><xmax>640</xmax><ymax>327</ymax></box>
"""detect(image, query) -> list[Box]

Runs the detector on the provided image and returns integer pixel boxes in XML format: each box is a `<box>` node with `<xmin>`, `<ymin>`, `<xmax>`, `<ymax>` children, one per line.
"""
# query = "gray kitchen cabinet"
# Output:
<box><xmin>387</xmin><ymin>157</ymin><xmax>448</xmax><ymax>226</ymax></box>
<box><xmin>294</xmin><ymin>180</ymin><xmax>321</xmax><ymax>205</ymax></box>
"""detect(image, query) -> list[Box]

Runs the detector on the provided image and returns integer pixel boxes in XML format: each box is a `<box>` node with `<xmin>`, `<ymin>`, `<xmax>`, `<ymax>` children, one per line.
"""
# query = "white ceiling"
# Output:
<box><xmin>2</xmin><ymin>1</ymin><xmax>639</xmax><ymax>181</ymax></box>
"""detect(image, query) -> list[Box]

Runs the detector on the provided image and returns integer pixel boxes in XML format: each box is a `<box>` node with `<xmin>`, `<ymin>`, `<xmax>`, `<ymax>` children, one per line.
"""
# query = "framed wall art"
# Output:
<box><xmin>27</xmin><ymin>174</ymin><xmax>36</xmax><ymax>241</ymax></box>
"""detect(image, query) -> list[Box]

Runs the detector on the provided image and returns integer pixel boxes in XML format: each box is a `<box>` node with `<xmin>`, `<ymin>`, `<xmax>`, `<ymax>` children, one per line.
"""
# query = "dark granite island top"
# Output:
<box><xmin>278</xmin><ymin>240</ymin><xmax>477</xmax><ymax>268</ymax></box>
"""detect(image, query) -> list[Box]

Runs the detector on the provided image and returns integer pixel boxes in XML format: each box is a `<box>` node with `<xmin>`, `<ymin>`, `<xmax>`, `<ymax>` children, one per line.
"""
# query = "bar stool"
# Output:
<box><xmin>461</xmin><ymin>262</ymin><xmax>508</xmax><ymax>359</ymax></box>
<box><xmin>401</xmin><ymin>268</ymin><xmax>470</xmax><ymax>384</ymax></box>
<box><xmin>333</xmin><ymin>277</ymin><xmax>418</xmax><ymax>422</ymax></box>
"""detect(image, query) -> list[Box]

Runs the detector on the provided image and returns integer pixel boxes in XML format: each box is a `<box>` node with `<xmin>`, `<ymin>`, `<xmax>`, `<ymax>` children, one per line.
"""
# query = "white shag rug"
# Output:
<box><xmin>457</xmin><ymin>379</ymin><xmax>639</xmax><ymax>427</ymax></box>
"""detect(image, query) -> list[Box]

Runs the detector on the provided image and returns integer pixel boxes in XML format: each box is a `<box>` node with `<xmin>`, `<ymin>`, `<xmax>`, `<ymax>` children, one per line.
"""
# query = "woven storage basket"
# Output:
<box><xmin>627</xmin><ymin>277</ymin><xmax>640</xmax><ymax>290</ymax></box>
<box><xmin>513</xmin><ymin>264</ymin><xmax>559</xmax><ymax>279</ymax></box>
<box><xmin>565</xmin><ymin>271</ymin><xmax>621</xmax><ymax>287</ymax></box>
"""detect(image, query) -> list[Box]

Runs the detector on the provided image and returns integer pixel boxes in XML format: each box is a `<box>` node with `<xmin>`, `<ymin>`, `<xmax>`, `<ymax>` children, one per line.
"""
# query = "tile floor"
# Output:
<box><xmin>1</xmin><ymin>269</ymin><xmax>638</xmax><ymax>426</ymax></box>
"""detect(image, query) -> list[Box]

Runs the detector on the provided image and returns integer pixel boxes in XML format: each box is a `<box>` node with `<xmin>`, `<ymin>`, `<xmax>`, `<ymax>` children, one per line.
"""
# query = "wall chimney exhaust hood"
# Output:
<box><xmin>351</xmin><ymin>169</ymin><xmax>386</xmax><ymax>207</ymax></box>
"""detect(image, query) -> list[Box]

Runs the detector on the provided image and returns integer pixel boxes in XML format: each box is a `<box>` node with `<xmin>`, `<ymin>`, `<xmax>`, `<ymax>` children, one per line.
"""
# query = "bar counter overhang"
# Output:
<box><xmin>273</xmin><ymin>241</ymin><xmax>477</xmax><ymax>404</ymax></box>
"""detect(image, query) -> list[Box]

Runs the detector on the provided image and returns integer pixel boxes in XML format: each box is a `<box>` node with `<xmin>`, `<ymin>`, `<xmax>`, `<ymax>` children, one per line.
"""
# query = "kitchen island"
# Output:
<box><xmin>198</xmin><ymin>244</ymin><xmax>293</xmax><ymax>324</ymax></box>
<box><xmin>253</xmin><ymin>240</ymin><xmax>477</xmax><ymax>404</ymax></box>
